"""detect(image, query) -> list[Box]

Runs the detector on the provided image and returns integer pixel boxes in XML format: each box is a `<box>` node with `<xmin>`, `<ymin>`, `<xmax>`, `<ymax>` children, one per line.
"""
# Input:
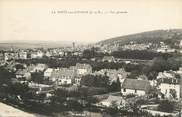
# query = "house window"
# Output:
<box><xmin>123</xmin><ymin>88</ymin><xmax>126</xmax><ymax>92</ymax></box>
<box><xmin>135</xmin><ymin>89</ymin><xmax>137</xmax><ymax>93</ymax></box>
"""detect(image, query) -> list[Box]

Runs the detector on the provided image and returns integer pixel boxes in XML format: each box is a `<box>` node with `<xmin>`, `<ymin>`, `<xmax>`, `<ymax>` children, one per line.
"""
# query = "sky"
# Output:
<box><xmin>0</xmin><ymin>0</ymin><xmax>182</xmax><ymax>43</ymax></box>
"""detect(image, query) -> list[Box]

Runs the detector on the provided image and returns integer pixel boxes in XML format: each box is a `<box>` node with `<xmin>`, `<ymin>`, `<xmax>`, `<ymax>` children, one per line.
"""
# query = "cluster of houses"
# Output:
<box><xmin>3</xmin><ymin>50</ymin><xmax>44</xmax><ymax>61</ymax></box>
<box><xmin>97</xmin><ymin>40</ymin><xmax>182</xmax><ymax>55</ymax></box>
<box><xmin>93</xmin><ymin>68</ymin><xmax>182</xmax><ymax>117</ymax></box>
<box><xmin>1</xmin><ymin>43</ymin><xmax>182</xmax><ymax>116</ymax></box>
<box><xmin>44</xmin><ymin>63</ymin><xmax>92</xmax><ymax>85</ymax></box>
<box><xmin>15</xmin><ymin>64</ymin><xmax>48</xmax><ymax>80</ymax></box>
<box><xmin>15</xmin><ymin>63</ymin><xmax>92</xmax><ymax>86</ymax></box>
<box><xmin>12</xmin><ymin>58</ymin><xmax>182</xmax><ymax>100</ymax></box>
<box><xmin>156</xmin><ymin>42</ymin><xmax>176</xmax><ymax>53</ymax></box>
<box><xmin>121</xmin><ymin>42</ymin><xmax>152</xmax><ymax>51</ymax></box>
<box><xmin>1</xmin><ymin>47</ymin><xmax>85</xmax><ymax>61</ymax></box>
<box><xmin>92</xmin><ymin>68</ymin><xmax>128</xmax><ymax>84</ymax></box>
<box><xmin>120</xmin><ymin>69</ymin><xmax>182</xmax><ymax>99</ymax></box>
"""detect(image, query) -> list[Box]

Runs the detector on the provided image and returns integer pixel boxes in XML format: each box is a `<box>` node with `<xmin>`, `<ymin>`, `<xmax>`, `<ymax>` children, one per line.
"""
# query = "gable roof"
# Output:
<box><xmin>75</xmin><ymin>63</ymin><xmax>92</xmax><ymax>69</ymax></box>
<box><xmin>122</xmin><ymin>79</ymin><xmax>150</xmax><ymax>91</ymax></box>
<box><xmin>50</xmin><ymin>68</ymin><xmax>75</xmax><ymax>78</ymax></box>
<box><xmin>101</xmin><ymin>95</ymin><xmax>123</xmax><ymax>105</ymax></box>
<box><xmin>15</xmin><ymin>69</ymin><xmax>29</xmax><ymax>75</ymax></box>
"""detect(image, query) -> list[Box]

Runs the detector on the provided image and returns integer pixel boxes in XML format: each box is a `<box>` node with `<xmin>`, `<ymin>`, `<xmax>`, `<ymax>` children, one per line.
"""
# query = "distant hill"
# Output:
<box><xmin>98</xmin><ymin>29</ymin><xmax>182</xmax><ymax>47</ymax></box>
<box><xmin>0</xmin><ymin>40</ymin><xmax>74</xmax><ymax>50</ymax></box>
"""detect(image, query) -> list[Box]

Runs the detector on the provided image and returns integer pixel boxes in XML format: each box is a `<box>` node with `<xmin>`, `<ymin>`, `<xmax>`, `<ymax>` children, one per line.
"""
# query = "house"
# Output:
<box><xmin>179</xmin><ymin>40</ymin><xmax>182</xmax><ymax>48</ymax></box>
<box><xmin>50</xmin><ymin>68</ymin><xmax>75</xmax><ymax>85</ymax></box>
<box><xmin>158</xmin><ymin>78</ymin><xmax>181</xmax><ymax>99</ymax></box>
<box><xmin>26</xmin><ymin>64</ymin><xmax>36</xmax><ymax>73</ymax></box>
<box><xmin>58</xmin><ymin>51</ymin><xmax>64</xmax><ymax>56</ymax></box>
<box><xmin>31</xmin><ymin>51</ymin><xmax>44</xmax><ymax>59</ymax></box>
<box><xmin>91</xmin><ymin>68</ymin><xmax>128</xmax><ymax>85</ymax></box>
<box><xmin>102</xmin><ymin>56</ymin><xmax>115</xmax><ymax>62</ymax></box>
<box><xmin>157</xmin><ymin>71</ymin><xmax>176</xmax><ymax>79</ymax></box>
<box><xmin>121</xmin><ymin>79</ymin><xmax>151</xmax><ymax>96</ymax></box>
<box><xmin>15</xmin><ymin>69</ymin><xmax>31</xmax><ymax>80</ymax></box>
<box><xmin>176</xmin><ymin>67</ymin><xmax>182</xmax><ymax>75</ymax></box>
<box><xmin>28</xmin><ymin>82</ymin><xmax>54</xmax><ymax>96</ymax></box>
<box><xmin>99</xmin><ymin>95</ymin><xmax>125</xmax><ymax>108</ymax></box>
<box><xmin>19</xmin><ymin>51</ymin><xmax>27</xmax><ymax>59</ymax></box>
<box><xmin>75</xmin><ymin>63</ymin><xmax>92</xmax><ymax>76</ymax></box>
<box><xmin>44</xmin><ymin>68</ymin><xmax>53</xmax><ymax>78</ymax></box>
<box><xmin>4</xmin><ymin>53</ymin><xmax>10</xmax><ymax>61</ymax></box>
<box><xmin>34</xmin><ymin>64</ymin><xmax>47</xmax><ymax>72</ymax></box>
<box><xmin>157</xmin><ymin>48</ymin><xmax>176</xmax><ymax>53</ymax></box>
<box><xmin>4</xmin><ymin>52</ymin><xmax>19</xmax><ymax>61</ymax></box>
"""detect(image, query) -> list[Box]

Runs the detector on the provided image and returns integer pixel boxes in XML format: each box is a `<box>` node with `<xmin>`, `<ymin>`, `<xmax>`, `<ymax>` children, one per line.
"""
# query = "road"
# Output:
<box><xmin>0</xmin><ymin>102</ymin><xmax>36</xmax><ymax>117</ymax></box>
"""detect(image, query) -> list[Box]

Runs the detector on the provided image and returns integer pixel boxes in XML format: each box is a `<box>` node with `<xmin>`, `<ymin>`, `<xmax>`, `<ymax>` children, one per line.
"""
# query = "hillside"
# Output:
<box><xmin>98</xmin><ymin>29</ymin><xmax>182</xmax><ymax>47</ymax></box>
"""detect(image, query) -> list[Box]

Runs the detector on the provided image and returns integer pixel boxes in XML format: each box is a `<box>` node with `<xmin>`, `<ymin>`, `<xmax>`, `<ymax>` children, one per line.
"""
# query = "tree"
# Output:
<box><xmin>169</xmin><ymin>89</ymin><xmax>177</xmax><ymax>99</ymax></box>
<box><xmin>8</xmin><ymin>83</ymin><xmax>30</xmax><ymax>97</ymax></box>
<box><xmin>109</xmin><ymin>78</ymin><xmax>121</xmax><ymax>92</ymax></box>
<box><xmin>158</xmin><ymin>100</ymin><xmax>175</xmax><ymax>113</ymax></box>
<box><xmin>151</xmin><ymin>57</ymin><xmax>168</xmax><ymax>72</ymax></box>
<box><xmin>0</xmin><ymin>67</ymin><xmax>14</xmax><ymax>85</ymax></box>
<box><xmin>31</xmin><ymin>72</ymin><xmax>44</xmax><ymax>84</ymax></box>
<box><xmin>82</xmin><ymin>49</ymin><xmax>95</xmax><ymax>59</ymax></box>
<box><xmin>15</xmin><ymin>64</ymin><xmax>25</xmax><ymax>69</ymax></box>
<box><xmin>105</xmin><ymin>100</ymin><xmax>119</xmax><ymax>116</ymax></box>
<box><xmin>80</xmin><ymin>75</ymin><xmax>109</xmax><ymax>88</ymax></box>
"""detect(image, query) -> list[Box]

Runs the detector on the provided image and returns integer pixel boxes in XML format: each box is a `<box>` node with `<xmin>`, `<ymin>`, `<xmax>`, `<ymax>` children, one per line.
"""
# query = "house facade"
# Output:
<box><xmin>102</xmin><ymin>56</ymin><xmax>115</xmax><ymax>63</ymax></box>
<box><xmin>31</xmin><ymin>51</ymin><xmax>44</xmax><ymax>59</ymax></box>
<box><xmin>34</xmin><ymin>64</ymin><xmax>47</xmax><ymax>72</ymax></box>
<box><xmin>19</xmin><ymin>51</ymin><xmax>27</xmax><ymax>59</ymax></box>
<box><xmin>158</xmin><ymin>78</ymin><xmax>181</xmax><ymax>99</ymax></box>
<box><xmin>50</xmin><ymin>68</ymin><xmax>75</xmax><ymax>85</ymax></box>
<box><xmin>75</xmin><ymin>63</ymin><xmax>92</xmax><ymax>76</ymax></box>
<box><xmin>15</xmin><ymin>69</ymin><xmax>31</xmax><ymax>80</ymax></box>
<box><xmin>99</xmin><ymin>95</ymin><xmax>125</xmax><ymax>108</ymax></box>
<box><xmin>4</xmin><ymin>52</ymin><xmax>19</xmax><ymax>61</ymax></box>
<box><xmin>44</xmin><ymin>68</ymin><xmax>53</xmax><ymax>78</ymax></box>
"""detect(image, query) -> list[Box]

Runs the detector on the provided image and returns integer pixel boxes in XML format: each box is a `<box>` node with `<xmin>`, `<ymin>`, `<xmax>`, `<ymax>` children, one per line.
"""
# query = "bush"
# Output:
<box><xmin>158</xmin><ymin>100</ymin><xmax>175</xmax><ymax>113</ymax></box>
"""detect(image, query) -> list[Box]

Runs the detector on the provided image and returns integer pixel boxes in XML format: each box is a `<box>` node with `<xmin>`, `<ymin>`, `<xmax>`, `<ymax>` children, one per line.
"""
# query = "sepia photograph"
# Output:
<box><xmin>0</xmin><ymin>0</ymin><xmax>182</xmax><ymax>116</ymax></box>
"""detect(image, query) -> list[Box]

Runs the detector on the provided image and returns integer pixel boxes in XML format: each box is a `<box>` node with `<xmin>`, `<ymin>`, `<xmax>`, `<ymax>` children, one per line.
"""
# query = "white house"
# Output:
<box><xmin>176</xmin><ymin>67</ymin><xmax>182</xmax><ymax>75</ymax></box>
<box><xmin>34</xmin><ymin>64</ymin><xmax>47</xmax><ymax>72</ymax></box>
<box><xmin>180</xmin><ymin>40</ymin><xmax>182</xmax><ymax>48</ymax></box>
<box><xmin>102</xmin><ymin>56</ymin><xmax>116</xmax><ymax>62</ymax></box>
<box><xmin>31</xmin><ymin>51</ymin><xmax>44</xmax><ymax>59</ymax></box>
<box><xmin>19</xmin><ymin>51</ymin><xmax>27</xmax><ymax>59</ymax></box>
<box><xmin>158</xmin><ymin>78</ymin><xmax>181</xmax><ymax>99</ymax></box>
<box><xmin>99</xmin><ymin>95</ymin><xmax>125</xmax><ymax>108</ymax></box>
<box><xmin>15</xmin><ymin>69</ymin><xmax>31</xmax><ymax>80</ymax></box>
<box><xmin>74</xmin><ymin>63</ymin><xmax>92</xmax><ymax>76</ymax></box>
<box><xmin>44</xmin><ymin>68</ymin><xmax>53</xmax><ymax>78</ymax></box>
<box><xmin>50</xmin><ymin>68</ymin><xmax>75</xmax><ymax>85</ymax></box>
<box><xmin>157</xmin><ymin>71</ymin><xmax>175</xmax><ymax>79</ymax></box>
<box><xmin>121</xmin><ymin>79</ymin><xmax>151</xmax><ymax>96</ymax></box>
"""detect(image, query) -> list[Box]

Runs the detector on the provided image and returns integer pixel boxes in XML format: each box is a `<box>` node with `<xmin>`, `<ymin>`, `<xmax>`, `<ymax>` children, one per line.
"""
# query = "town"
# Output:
<box><xmin>0</xmin><ymin>30</ymin><xmax>182</xmax><ymax>117</ymax></box>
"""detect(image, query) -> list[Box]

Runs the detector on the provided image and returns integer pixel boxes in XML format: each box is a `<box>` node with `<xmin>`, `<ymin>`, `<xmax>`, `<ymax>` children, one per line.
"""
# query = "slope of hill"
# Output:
<box><xmin>98</xmin><ymin>29</ymin><xmax>182</xmax><ymax>47</ymax></box>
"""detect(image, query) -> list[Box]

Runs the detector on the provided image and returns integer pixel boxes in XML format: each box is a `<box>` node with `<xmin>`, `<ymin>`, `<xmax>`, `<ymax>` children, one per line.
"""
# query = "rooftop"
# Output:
<box><xmin>122</xmin><ymin>79</ymin><xmax>150</xmax><ymax>91</ymax></box>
